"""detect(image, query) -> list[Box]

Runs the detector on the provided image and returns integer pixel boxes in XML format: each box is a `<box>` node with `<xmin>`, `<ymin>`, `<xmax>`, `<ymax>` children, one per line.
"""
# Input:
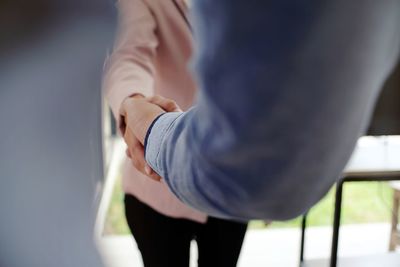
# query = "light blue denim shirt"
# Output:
<box><xmin>145</xmin><ymin>0</ymin><xmax>400</xmax><ymax>221</ymax></box>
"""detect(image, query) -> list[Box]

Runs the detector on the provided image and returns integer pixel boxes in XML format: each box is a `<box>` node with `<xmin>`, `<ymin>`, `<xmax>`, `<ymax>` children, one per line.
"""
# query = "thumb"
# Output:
<box><xmin>147</xmin><ymin>95</ymin><xmax>182</xmax><ymax>112</ymax></box>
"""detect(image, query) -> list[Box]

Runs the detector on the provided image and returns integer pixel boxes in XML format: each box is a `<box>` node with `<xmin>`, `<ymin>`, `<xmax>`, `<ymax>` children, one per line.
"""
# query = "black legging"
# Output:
<box><xmin>125</xmin><ymin>194</ymin><xmax>247</xmax><ymax>267</ymax></box>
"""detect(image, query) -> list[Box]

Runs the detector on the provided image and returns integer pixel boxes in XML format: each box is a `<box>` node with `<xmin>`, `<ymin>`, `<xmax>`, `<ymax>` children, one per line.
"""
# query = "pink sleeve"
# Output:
<box><xmin>102</xmin><ymin>0</ymin><xmax>158</xmax><ymax>125</ymax></box>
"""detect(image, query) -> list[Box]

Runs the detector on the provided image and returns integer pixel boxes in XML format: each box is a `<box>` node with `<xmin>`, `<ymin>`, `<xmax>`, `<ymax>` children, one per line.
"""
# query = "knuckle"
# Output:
<box><xmin>131</xmin><ymin>158</ymin><xmax>139</xmax><ymax>168</ymax></box>
<box><xmin>151</xmin><ymin>95</ymin><xmax>160</xmax><ymax>102</ymax></box>
<box><xmin>166</xmin><ymin>100</ymin><xmax>177</xmax><ymax>109</ymax></box>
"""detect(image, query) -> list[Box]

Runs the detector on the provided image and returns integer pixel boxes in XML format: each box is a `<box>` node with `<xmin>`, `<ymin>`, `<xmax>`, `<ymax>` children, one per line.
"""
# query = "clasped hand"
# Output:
<box><xmin>120</xmin><ymin>95</ymin><xmax>182</xmax><ymax>181</ymax></box>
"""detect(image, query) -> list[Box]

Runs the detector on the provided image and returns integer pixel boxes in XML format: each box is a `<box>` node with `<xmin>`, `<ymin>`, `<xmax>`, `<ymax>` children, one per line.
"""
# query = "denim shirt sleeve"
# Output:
<box><xmin>145</xmin><ymin>112</ymin><xmax>183</xmax><ymax>174</ymax></box>
<box><xmin>144</xmin><ymin>0</ymin><xmax>400</xmax><ymax>221</ymax></box>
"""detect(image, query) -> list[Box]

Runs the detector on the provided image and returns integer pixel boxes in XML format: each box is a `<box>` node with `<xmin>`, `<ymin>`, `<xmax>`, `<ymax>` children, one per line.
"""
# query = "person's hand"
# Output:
<box><xmin>123</xmin><ymin>125</ymin><xmax>162</xmax><ymax>181</ymax></box>
<box><xmin>120</xmin><ymin>95</ymin><xmax>182</xmax><ymax>181</ymax></box>
<box><xmin>121</xmin><ymin>96</ymin><xmax>165</xmax><ymax>144</ymax></box>
<box><xmin>120</xmin><ymin>95</ymin><xmax>164</xmax><ymax>181</ymax></box>
<box><xmin>147</xmin><ymin>95</ymin><xmax>182</xmax><ymax>113</ymax></box>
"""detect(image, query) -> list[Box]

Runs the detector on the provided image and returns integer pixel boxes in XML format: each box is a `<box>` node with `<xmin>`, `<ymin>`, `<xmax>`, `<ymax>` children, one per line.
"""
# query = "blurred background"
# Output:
<box><xmin>1</xmin><ymin>1</ymin><xmax>399</xmax><ymax>266</ymax></box>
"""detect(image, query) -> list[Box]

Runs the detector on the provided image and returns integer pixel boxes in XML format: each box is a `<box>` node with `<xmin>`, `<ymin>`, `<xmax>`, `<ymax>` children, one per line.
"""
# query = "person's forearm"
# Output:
<box><xmin>146</xmin><ymin>0</ymin><xmax>400</xmax><ymax>220</ymax></box>
<box><xmin>103</xmin><ymin>0</ymin><xmax>157</xmax><ymax>122</ymax></box>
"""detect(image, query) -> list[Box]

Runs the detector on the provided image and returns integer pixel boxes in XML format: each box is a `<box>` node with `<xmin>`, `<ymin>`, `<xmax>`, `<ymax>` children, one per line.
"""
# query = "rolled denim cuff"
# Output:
<box><xmin>144</xmin><ymin>112</ymin><xmax>184</xmax><ymax>174</ymax></box>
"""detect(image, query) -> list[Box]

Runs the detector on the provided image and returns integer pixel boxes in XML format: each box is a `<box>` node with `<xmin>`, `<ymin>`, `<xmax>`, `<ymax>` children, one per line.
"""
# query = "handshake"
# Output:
<box><xmin>119</xmin><ymin>94</ymin><xmax>182</xmax><ymax>181</ymax></box>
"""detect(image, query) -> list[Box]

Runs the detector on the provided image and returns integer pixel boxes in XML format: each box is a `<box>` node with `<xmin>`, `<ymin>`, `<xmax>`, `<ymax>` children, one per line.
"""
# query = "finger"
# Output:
<box><xmin>125</xmin><ymin>148</ymin><xmax>131</xmax><ymax>158</ymax></box>
<box><xmin>124</xmin><ymin>128</ymin><xmax>145</xmax><ymax>166</ymax></box>
<box><xmin>130</xmin><ymin>153</ymin><xmax>161</xmax><ymax>181</ymax></box>
<box><xmin>149</xmin><ymin>173</ymin><xmax>162</xmax><ymax>181</ymax></box>
<box><xmin>124</xmin><ymin>129</ymin><xmax>161</xmax><ymax>181</ymax></box>
<box><xmin>147</xmin><ymin>95</ymin><xmax>182</xmax><ymax>112</ymax></box>
<box><xmin>127</xmin><ymin>137</ymin><xmax>146</xmax><ymax>169</ymax></box>
<box><xmin>144</xmin><ymin>164</ymin><xmax>152</xmax><ymax>175</ymax></box>
<box><xmin>144</xmin><ymin>164</ymin><xmax>162</xmax><ymax>181</ymax></box>
<box><xmin>129</xmin><ymin>144</ymin><xmax>161</xmax><ymax>181</ymax></box>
